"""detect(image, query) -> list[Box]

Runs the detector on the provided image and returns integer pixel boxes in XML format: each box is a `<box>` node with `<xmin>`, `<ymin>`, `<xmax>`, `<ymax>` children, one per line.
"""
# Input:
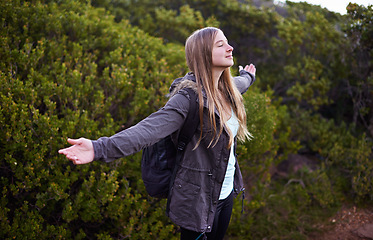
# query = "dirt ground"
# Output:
<box><xmin>308</xmin><ymin>204</ymin><xmax>373</xmax><ymax>240</ymax></box>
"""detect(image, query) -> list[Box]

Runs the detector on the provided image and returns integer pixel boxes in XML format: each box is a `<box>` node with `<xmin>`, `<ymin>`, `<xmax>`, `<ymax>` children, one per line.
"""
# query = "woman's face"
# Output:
<box><xmin>211</xmin><ymin>30</ymin><xmax>234</xmax><ymax>70</ymax></box>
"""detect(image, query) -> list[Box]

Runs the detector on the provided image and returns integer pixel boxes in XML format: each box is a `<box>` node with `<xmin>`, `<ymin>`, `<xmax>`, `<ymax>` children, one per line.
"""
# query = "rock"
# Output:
<box><xmin>356</xmin><ymin>223</ymin><xmax>373</xmax><ymax>239</ymax></box>
<box><xmin>271</xmin><ymin>154</ymin><xmax>319</xmax><ymax>179</ymax></box>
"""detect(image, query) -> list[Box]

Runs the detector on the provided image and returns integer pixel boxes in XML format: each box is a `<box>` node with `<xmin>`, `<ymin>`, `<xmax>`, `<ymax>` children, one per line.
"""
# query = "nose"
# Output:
<box><xmin>227</xmin><ymin>44</ymin><xmax>233</xmax><ymax>52</ymax></box>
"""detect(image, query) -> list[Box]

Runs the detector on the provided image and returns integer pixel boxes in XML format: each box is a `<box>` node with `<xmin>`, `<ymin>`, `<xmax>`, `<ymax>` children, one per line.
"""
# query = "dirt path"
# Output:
<box><xmin>308</xmin><ymin>204</ymin><xmax>373</xmax><ymax>240</ymax></box>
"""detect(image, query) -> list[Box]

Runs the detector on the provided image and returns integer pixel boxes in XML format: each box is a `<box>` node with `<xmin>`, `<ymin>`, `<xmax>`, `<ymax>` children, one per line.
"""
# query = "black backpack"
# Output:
<box><xmin>141</xmin><ymin>88</ymin><xmax>200</xmax><ymax>198</ymax></box>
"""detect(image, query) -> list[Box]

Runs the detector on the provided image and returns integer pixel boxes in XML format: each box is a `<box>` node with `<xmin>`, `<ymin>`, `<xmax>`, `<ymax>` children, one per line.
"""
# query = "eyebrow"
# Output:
<box><xmin>215</xmin><ymin>39</ymin><xmax>227</xmax><ymax>44</ymax></box>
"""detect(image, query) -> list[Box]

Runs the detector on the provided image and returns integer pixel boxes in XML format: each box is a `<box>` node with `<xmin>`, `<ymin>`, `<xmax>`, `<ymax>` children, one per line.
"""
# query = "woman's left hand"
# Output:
<box><xmin>239</xmin><ymin>64</ymin><xmax>256</xmax><ymax>76</ymax></box>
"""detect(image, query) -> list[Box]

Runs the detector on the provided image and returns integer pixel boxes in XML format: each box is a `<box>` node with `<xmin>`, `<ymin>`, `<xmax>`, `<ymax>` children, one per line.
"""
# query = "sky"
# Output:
<box><xmin>275</xmin><ymin>0</ymin><xmax>372</xmax><ymax>15</ymax></box>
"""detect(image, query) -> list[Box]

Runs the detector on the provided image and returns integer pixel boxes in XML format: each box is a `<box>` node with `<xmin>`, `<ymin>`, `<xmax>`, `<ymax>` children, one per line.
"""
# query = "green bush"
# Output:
<box><xmin>0</xmin><ymin>0</ymin><xmax>185</xmax><ymax>238</ymax></box>
<box><xmin>0</xmin><ymin>0</ymin><xmax>279</xmax><ymax>238</ymax></box>
<box><xmin>2</xmin><ymin>0</ymin><xmax>372</xmax><ymax>239</ymax></box>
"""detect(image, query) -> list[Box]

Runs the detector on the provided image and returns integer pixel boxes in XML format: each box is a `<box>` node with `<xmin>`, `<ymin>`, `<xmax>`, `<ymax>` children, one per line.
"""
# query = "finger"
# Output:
<box><xmin>67</xmin><ymin>138</ymin><xmax>81</xmax><ymax>145</ymax></box>
<box><xmin>58</xmin><ymin>149</ymin><xmax>71</xmax><ymax>156</ymax></box>
<box><xmin>72</xmin><ymin>156</ymin><xmax>79</xmax><ymax>164</ymax></box>
<box><xmin>71</xmin><ymin>157</ymin><xmax>77</xmax><ymax>165</ymax></box>
<box><xmin>247</xmin><ymin>64</ymin><xmax>256</xmax><ymax>73</ymax></box>
<box><xmin>59</xmin><ymin>138</ymin><xmax>76</xmax><ymax>154</ymax></box>
<box><xmin>71</xmin><ymin>155</ymin><xmax>82</xmax><ymax>165</ymax></box>
<box><xmin>58</xmin><ymin>150</ymin><xmax>69</xmax><ymax>156</ymax></box>
<box><xmin>66</xmin><ymin>154</ymin><xmax>78</xmax><ymax>162</ymax></box>
<box><xmin>239</xmin><ymin>65</ymin><xmax>243</xmax><ymax>71</ymax></box>
<box><xmin>58</xmin><ymin>144</ymin><xmax>77</xmax><ymax>155</ymax></box>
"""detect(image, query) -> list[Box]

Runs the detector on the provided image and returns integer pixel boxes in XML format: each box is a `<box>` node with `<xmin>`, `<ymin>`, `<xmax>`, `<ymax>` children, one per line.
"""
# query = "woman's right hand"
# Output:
<box><xmin>58</xmin><ymin>138</ymin><xmax>94</xmax><ymax>165</ymax></box>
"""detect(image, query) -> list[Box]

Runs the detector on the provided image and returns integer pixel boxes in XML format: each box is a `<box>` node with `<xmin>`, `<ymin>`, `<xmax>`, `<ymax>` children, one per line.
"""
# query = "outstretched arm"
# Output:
<box><xmin>234</xmin><ymin>63</ymin><xmax>256</xmax><ymax>94</ymax></box>
<box><xmin>58</xmin><ymin>138</ymin><xmax>94</xmax><ymax>165</ymax></box>
<box><xmin>59</xmin><ymin>92</ymin><xmax>190</xmax><ymax>164</ymax></box>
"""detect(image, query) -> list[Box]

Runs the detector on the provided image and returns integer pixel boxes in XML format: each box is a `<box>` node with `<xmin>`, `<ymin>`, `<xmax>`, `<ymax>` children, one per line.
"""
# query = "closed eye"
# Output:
<box><xmin>215</xmin><ymin>39</ymin><xmax>227</xmax><ymax>47</ymax></box>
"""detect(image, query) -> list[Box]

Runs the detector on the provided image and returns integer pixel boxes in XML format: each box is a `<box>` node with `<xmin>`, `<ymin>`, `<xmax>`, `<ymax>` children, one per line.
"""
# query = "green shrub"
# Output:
<box><xmin>2</xmin><ymin>0</ymin><xmax>372</xmax><ymax>239</ymax></box>
<box><xmin>0</xmin><ymin>0</ymin><xmax>184</xmax><ymax>238</ymax></box>
<box><xmin>0</xmin><ymin>0</ymin><xmax>280</xmax><ymax>238</ymax></box>
<box><xmin>284</xmin><ymin>110</ymin><xmax>373</xmax><ymax>202</ymax></box>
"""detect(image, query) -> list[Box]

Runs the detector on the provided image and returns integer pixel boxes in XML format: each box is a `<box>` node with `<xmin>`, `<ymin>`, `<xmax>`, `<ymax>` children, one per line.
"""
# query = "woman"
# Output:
<box><xmin>59</xmin><ymin>27</ymin><xmax>256</xmax><ymax>240</ymax></box>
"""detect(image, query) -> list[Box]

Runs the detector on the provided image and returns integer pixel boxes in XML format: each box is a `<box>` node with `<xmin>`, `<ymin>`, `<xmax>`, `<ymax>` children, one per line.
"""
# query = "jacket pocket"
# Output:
<box><xmin>169</xmin><ymin>177</ymin><xmax>201</xmax><ymax>220</ymax></box>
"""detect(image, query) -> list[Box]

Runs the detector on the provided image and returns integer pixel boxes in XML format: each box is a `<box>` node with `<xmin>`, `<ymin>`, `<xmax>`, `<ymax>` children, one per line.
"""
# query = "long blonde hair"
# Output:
<box><xmin>185</xmin><ymin>27</ymin><xmax>252</xmax><ymax>148</ymax></box>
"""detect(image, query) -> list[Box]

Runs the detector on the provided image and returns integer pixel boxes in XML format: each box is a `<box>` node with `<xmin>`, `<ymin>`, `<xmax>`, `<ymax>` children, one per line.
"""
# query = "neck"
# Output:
<box><xmin>212</xmin><ymin>67</ymin><xmax>224</xmax><ymax>89</ymax></box>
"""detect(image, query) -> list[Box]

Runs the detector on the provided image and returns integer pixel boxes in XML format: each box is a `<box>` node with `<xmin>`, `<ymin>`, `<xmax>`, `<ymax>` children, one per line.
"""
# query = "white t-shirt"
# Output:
<box><xmin>219</xmin><ymin>110</ymin><xmax>239</xmax><ymax>200</ymax></box>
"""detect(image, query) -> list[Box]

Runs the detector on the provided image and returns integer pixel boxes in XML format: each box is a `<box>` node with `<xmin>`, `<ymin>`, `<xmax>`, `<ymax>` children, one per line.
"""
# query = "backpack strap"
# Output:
<box><xmin>176</xmin><ymin>88</ymin><xmax>199</xmax><ymax>151</ymax></box>
<box><xmin>167</xmin><ymin>88</ymin><xmax>199</xmax><ymax>203</ymax></box>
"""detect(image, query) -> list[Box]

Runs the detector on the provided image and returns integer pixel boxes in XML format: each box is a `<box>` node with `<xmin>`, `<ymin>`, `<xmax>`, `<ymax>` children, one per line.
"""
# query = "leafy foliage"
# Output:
<box><xmin>0</xmin><ymin>0</ymin><xmax>184</xmax><ymax>238</ymax></box>
<box><xmin>1</xmin><ymin>0</ymin><xmax>372</xmax><ymax>239</ymax></box>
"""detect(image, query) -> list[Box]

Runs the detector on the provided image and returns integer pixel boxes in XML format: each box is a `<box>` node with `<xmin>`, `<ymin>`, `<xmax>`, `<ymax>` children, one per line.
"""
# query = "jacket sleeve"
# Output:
<box><xmin>92</xmin><ymin>93</ymin><xmax>190</xmax><ymax>163</ymax></box>
<box><xmin>233</xmin><ymin>70</ymin><xmax>256</xmax><ymax>94</ymax></box>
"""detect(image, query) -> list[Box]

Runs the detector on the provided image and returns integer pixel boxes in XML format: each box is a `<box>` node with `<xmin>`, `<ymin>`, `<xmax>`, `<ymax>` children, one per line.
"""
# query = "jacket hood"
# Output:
<box><xmin>168</xmin><ymin>72</ymin><xmax>198</xmax><ymax>98</ymax></box>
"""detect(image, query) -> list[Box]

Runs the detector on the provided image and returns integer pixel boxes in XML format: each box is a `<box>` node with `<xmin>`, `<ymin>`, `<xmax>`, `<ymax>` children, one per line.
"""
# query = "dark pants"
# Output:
<box><xmin>180</xmin><ymin>191</ymin><xmax>234</xmax><ymax>240</ymax></box>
